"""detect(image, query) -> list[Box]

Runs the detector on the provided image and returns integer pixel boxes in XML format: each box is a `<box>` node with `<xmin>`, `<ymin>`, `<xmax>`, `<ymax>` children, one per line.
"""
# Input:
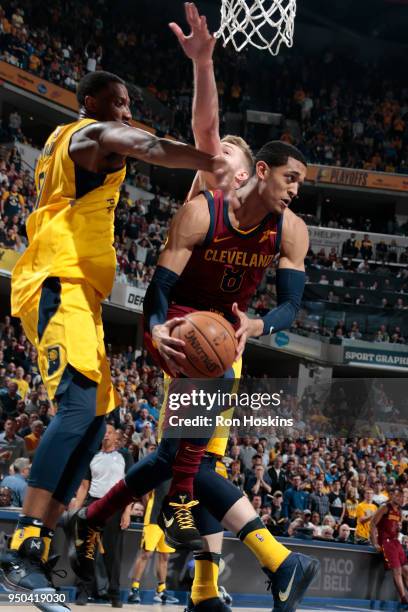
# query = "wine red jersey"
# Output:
<box><xmin>170</xmin><ymin>190</ymin><xmax>282</xmax><ymax>326</ymax></box>
<box><xmin>377</xmin><ymin>502</ymin><xmax>401</xmax><ymax>544</ymax></box>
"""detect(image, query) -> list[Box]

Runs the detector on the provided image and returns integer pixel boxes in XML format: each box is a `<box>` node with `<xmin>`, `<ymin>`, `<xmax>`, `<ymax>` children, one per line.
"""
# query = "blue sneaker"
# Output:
<box><xmin>153</xmin><ymin>589</ymin><xmax>179</xmax><ymax>604</ymax></box>
<box><xmin>264</xmin><ymin>552</ymin><xmax>319</xmax><ymax>612</ymax></box>
<box><xmin>128</xmin><ymin>587</ymin><xmax>141</xmax><ymax>603</ymax></box>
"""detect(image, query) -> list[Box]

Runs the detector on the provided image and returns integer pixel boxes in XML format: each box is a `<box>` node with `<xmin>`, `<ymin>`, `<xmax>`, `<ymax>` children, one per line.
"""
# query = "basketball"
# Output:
<box><xmin>171</xmin><ymin>311</ymin><xmax>238</xmax><ymax>378</ymax></box>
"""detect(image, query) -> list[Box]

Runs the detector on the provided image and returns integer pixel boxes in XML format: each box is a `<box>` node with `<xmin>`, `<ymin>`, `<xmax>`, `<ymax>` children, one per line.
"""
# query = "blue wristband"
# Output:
<box><xmin>143</xmin><ymin>265</ymin><xmax>180</xmax><ymax>332</ymax></box>
<box><xmin>261</xmin><ymin>268</ymin><xmax>305</xmax><ymax>335</ymax></box>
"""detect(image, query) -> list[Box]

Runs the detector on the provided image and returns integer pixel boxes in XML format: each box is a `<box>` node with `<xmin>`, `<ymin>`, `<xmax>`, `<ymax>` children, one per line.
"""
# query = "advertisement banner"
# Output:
<box><xmin>258</xmin><ymin>330</ymin><xmax>323</xmax><ymax>360</ymax></box>
<box><xmin>0</xmin><ymin>61</ymin><xmax>154</xmax><ymax>132</ymax></box>
<box><xmin>307</xmin><ymin>164</ymin><xmax>408</xmax><ymax>193</ymax></box>
<box><xmin>308</xmin><ymin>225</ymin><xmax>408</xmax><ymax>252</ymax></box>
<box><xmin>0</xmin><ymin>60</ymin><xmax>78</xmax><ymax>110</ymax></box>
<box><xmin>0</xmin><ymin>517</ymin><xmax>398</xmax><ymax>605</ymax></box>
<box><xmin>344</xmin><ymin>343</ymin><xmax>408</xmax><ymax>369</ymax></box>
<box><xmin>110</xmin><ymin>282</ymin><xmax>145</xmax><ymax>312</ymax></box>
<box><xmin>0</xmin><ymin>247</ymin><xmax>20</xmax><ymax>274</ymax></box>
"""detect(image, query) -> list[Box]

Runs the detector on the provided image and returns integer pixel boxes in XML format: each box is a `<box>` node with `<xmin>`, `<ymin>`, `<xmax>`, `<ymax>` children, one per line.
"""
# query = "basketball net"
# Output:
<box><xmin>215</xmin><ymin>0</ymin><xmax>296</xmax><ymax>56</ymax></box>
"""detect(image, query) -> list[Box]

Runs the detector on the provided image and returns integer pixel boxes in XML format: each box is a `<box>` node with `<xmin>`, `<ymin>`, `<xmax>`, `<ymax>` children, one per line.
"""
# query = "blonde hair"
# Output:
<box><xmin>221</xmin><ymin>134</ymin><xmax>254</xmax><ymax>174</ymax></box>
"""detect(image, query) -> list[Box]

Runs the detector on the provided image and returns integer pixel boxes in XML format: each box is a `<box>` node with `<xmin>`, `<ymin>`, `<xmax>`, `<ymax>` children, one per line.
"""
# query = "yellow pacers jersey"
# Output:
<box><xmin>12</xmin><ymin>118</ymin><xmax>126</xmax><ymax>316</ymax></box>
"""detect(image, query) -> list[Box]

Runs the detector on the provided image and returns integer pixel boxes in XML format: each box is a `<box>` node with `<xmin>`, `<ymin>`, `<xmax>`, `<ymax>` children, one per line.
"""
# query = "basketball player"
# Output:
<box><xmin>66</xmin><ymin>135</ymin><xmax>318</xmax><ymax>611</ymax></box>
<box><xmin>171</xmin><ymin>6</ymin><xmax>261</xmax><ymax>608</ymax></box>
<box><xmin>0</xmin><ymin>70</ymin><xmax>234</xmax><ymax>607</ymax></box>
<box><xmin>371</xmin><ymin>487</ymin><xmax>408</xmax><ymax>607</ymax></box>
<box><xmin>127</xmin><ymin>480</ymin><xmax>179</xmax><ymax>605</ymax></box>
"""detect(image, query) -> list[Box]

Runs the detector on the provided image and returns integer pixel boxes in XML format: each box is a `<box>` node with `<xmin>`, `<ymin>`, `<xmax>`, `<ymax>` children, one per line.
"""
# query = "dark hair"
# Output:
<box><xmin>255</xmin><ymin>140</ymin><xmax>307</xmax><ymax>168</ymax></box>
<box><xmin>77</xmin><ymin>71</ymin><xmax>126</xmax><ymax>106</ymax></box>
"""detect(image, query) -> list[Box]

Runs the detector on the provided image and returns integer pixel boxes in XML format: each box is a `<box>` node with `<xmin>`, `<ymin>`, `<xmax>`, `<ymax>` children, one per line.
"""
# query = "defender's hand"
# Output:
<box><xmin>169</xmin><ymin>2</ymin><xmax>216</xmax><ymax>64</ymax></box>
<box><xmin>151</xmin><ymin>318</ymin><xmax>186</xmax><ymax>377</ymax></box>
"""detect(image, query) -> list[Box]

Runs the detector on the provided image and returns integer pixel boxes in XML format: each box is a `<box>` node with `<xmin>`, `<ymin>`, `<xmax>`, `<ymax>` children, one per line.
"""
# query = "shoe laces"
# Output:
<box><xmin>85</xmin><ymin>528</ymin><xmax>101</xmax><ymax>561</ymax></box>
<box><xmin>169</xmin><ymin>500</ymin><xmax>199</xmax><ymax>530</ymax></box>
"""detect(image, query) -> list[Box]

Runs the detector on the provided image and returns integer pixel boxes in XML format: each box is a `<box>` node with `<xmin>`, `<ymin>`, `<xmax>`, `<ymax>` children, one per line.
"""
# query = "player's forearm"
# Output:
<box><xmin>192</xmin><ymin>60</ymin><xmax>220</xmax><ymax>144</ymax></box>
<box><xmin>142</xmin><ymin>136</ymin><xmax>218</xmax><ymax>172</ymax></box>
<box><xmin>260</xmin><ymin>269</ymin><xmax>305</xmax><ymax>336</ymax></box>
<box><xmin>102</xmin><ymin>126</ymin><xmax>218</xmax><ymax>172</ymax></box>
<box><xmin>143</xmin><ymin>265</ymin><xmax>180</xmax><ymax>332</ymax></box>
<box><xmin>370</xmin><ymin>525</ymin><xmax>378</xmax><ymax>547</ymax></box>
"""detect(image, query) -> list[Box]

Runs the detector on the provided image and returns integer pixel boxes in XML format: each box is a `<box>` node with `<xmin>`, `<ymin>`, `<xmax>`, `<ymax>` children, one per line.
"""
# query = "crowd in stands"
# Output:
<box><xmin>1</xmin><ymin>126</ymin><xmax>407</xmax><ymax>345</ymax></box>
<box><xmin>0</xmin><ymin>1</ymin><xmax>408</xmax><ymax>171</ymax></box>
<box><xmin>1</xmin><ymin>311</ymin><xmax>408</xmax><ymax>549</ymax></box>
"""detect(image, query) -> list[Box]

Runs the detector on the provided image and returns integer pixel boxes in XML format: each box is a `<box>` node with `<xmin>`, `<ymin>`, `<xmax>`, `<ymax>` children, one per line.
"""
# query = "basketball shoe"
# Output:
<box><xmin>184</xmin><ymin>595</ymin><xmax>232</xmax><ymax>611</ymax></box>
<box><xmin>62</xmin><ymin>508</ymin><xmax>102</xmax><ymax>581</ymax></box>
<box><xmin>153</xmin><ymin>589</ymin><xmax>179</xmax><ymax>604</ymax></box>
<box><xmin>127</xmin><ymin>586</ymin><xmax>141</xmax><ymax>603</ymax></box>
<box><xmin>264</xmin><ymin>552</ymin><xmax>319</xmax><ymax>612</ymax></box>
<box><xmin>0</xmin><ymin>537</ymin><xmax>70</xmax><ymax>612</ymax></box>
<box><xmin>159</xmin><ymin>493</ymin><xmax>201</xmax><ymax>550</ymax></box>
<box><xmin>218</xmin><ymin>585</ymin><xmax>233</xmax><ymax>606</ymax></box>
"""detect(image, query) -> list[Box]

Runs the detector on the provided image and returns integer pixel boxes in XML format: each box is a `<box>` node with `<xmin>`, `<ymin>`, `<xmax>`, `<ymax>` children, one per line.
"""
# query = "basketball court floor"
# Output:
<box><xmin>17</xmin><ymin>605</ymin><xmax>396</xmax><ymax>612</ymax></box>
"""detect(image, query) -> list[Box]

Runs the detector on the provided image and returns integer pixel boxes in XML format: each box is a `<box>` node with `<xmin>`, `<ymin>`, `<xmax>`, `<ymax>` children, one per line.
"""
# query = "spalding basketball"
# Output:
<box><xmin>171</xmin><ymin>311</ymin><xmax>237</xmax><ymax>378</ymax></box>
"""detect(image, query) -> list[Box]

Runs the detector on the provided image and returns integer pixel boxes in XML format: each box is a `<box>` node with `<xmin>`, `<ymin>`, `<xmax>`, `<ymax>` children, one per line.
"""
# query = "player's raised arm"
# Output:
<box><xmin>170</xmin><ymin>3</ymin><xmax>219</xmax><ymax>150</ymax></box>
<box><xmin>170</xmin><ymin>2</ymin><xmax>221</xmax><ymax>198</ymax></box>
<box><xmin>143</xmin><ymin>195</ymin><xmax>210</xmax><ymax>375</ymax></box>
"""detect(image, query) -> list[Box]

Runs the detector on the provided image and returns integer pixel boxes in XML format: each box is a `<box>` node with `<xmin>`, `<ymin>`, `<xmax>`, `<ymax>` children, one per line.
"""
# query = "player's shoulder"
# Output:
<box><xmin>282</xmin><ymin>208</ymin><xmax>307</xmax><ymax>231</ymax></box>
<box><xmin>281</xmin><ymin>208</ymin><xmax>308</xmax><ymax>242</ymax></box>
<box><xmin>176</xmin><ymin>193</ymin><xmax>211</xmax><ymax>227</ymax></box>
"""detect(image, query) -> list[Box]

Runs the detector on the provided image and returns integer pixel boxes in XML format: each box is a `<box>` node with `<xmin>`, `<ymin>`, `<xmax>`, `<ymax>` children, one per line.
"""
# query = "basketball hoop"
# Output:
<box><xmin>215</xmin><ymin>0</ymin><xmax>296</xmax><ymax>56</ymax></box>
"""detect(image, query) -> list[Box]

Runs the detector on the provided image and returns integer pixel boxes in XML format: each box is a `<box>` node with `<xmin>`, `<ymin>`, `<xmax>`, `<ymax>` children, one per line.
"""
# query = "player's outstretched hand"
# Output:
<box><xmin>152</xmin><ymin>318</ymin><xmax>186</xmax><ymax>377</ymax></box>
<box><xmin>169</xmin><ymin>2</ymin><xmax>216</xmax><ymax>64</ymax></box>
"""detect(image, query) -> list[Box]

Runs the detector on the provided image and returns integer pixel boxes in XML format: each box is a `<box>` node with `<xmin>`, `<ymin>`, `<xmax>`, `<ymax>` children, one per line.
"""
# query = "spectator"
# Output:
<box><xmin>1</xmin><ymin>457</ymin><xmax>30</xmax><ymax>507</ymax></box>
<box><xmin>0</xmin><ymin>418</ymin><xmax>25</xmax><ymax>477</ymax></box>
<box><xmin>372</xmin><ymin>480</ymin><xmax>388</xmax><ymax>506</ymax></box>
<box><xmin>251</xmin><ymin>494</ymin><xmax>263</xmax><ymax>515</ymax></box>
<box><xmin>359</xmin><ymin>235</ymin><xmax>373</xmax><ymax>259</ymax></box>
<box><xmin>309</xmin><ymin>480</ymin><xmax>330</xmax><ymax>522</ymax></box>
<box><xmin>268</xmin><ymin>455</ymin><xmax>287</xmax><ymax>493</ymax></box>
<box><xmin>268</xmin><ymin>490</ymin><xmax>287</xmax><ymax>536</ymax></box>
<box><xmin>0</xmin><ymin>486</ymin><xmax>12</xmax><ymax>507</ymax></box>
<box><xmin>239</xmin><ymin>434</ymin><xmax>257</xmax><ymax>471</ymax></box>
<box><xmin>24</xmin><ymin>419</ymin><xmax>44</xmax><ymax>457</ymax></box>
<box><xmin>11</xmin><ymin>366</ymin><xmax>29</xmax><ymax>399</ymax></box>
<box><xmin>0</xmin><ymin>381</ymin><xmax>21</xmax><ymax>418</ymax></box>
<box><xmin>228</xmin><ymin>460</ymin><xmax>245</xmax><ymax>491</ymax></box>
<box><xmin>328</xmin><ymin>480</ymin><xmax>346</xmax><ymax>524</ymax></box>
<box><xmin>282</xmin><ymin>475</ymin><xmax>309</xmax><ymax>518</ymax></box>
<box><xmin>336</xmin><ymin>523</ymin><xmax>352</xmax><ymax>543</ymax></box>
<box><xmin>355</xmin><ymin>488</ymin><xmax>377</xmax><ymax>544</ymax></box>
<box><xmin>245</xmin><ymin>464</ymin><xmax>272</xmax><ymax>505</ymax></box>
<box><xmin>344</xmin><ymin>487</ymin><xmax>359</xmax><ymax>530</ymax></box>
<box><xmin>135</xmin><ymin>408</ymin><xmax>154</xmax><ymax>433</ymax></box>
